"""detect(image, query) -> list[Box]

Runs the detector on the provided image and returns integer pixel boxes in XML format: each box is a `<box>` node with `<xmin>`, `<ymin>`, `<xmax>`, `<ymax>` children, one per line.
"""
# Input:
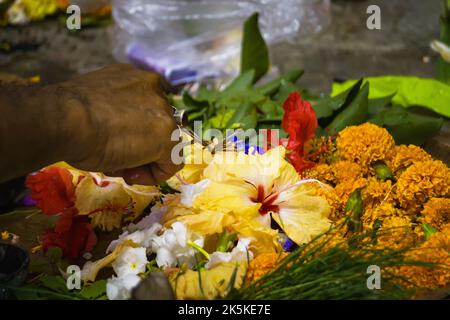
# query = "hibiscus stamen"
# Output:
<box><xmin>250</xmin><ymin>185</ymin><xmax>279</xmax><ymax>215</ymax></box>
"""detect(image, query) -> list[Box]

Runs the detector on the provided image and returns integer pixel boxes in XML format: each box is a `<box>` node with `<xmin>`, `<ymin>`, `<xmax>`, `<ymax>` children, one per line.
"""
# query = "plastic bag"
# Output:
<box><xmin>112</xmin><ymin>0</ymin><xmax>331</xmax><ymax>85</ymax></box>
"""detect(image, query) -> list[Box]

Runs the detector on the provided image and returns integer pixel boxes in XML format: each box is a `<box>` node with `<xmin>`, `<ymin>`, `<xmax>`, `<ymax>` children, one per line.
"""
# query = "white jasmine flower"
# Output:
<box><xmin>180</xmin><ymin>179</ymin><xmax>210</xmax><ymax>207</ymax></box>
<box><xmin>106</xmin><ymin>274</ymin><xmax>141</xmax><ymax>300</ymax></box>
<box><xmin>205</xmin><ymin>237</ymin><xmax>253</xmax><ymax>269</ymax></box>
<box><xmin>107</xmin><ymin>223</ymin><xmax>162</xmax><ymax>253</ymax></box>
<box><xmin>112</xmin><ymin>247</ymin><xmax>148</xmax><ymax>278</ymax></box>
<box><xmin>151</xmin><ymin>222</ymin><xmax>204</xmax><ymax>268</ymax></box>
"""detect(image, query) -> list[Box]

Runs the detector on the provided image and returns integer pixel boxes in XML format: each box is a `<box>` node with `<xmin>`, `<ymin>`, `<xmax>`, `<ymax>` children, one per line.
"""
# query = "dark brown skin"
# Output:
<box><xmin>0</xmin><ymin>64</ymin><xmax>182</xmax><ymax>185</ymax></box>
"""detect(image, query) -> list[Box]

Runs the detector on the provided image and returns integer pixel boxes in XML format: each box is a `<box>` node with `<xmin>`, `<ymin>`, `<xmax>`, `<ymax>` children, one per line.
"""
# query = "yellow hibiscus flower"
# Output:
<box><xmin>189</xmin><ymin>146</ymin><xmax>332</xmax><ymax>246</ymax></box>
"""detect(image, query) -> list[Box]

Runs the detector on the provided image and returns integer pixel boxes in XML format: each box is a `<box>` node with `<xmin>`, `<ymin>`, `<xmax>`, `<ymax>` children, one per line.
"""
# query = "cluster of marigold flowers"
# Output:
<box><xmin>301</xmin><ymin>123</ymin><xmax>450</xmax><ymax>290</ymax></box>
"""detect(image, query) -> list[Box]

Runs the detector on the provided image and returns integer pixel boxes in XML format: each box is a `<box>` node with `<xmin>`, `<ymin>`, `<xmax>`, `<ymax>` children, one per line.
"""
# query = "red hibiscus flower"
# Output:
<box><xmin>26</xmin><ymin>166</ymin><xmax>75</xmax><ymax>215</ymax></box>
<box><xmin>42</xmin><ymin>207</ymin><xmax>97</xmax><ymax>259</ymax></box>
<box><xmin>281</xmin><ymin>92</ymin><xmax>318</xmax><ymax>173</ymax></box>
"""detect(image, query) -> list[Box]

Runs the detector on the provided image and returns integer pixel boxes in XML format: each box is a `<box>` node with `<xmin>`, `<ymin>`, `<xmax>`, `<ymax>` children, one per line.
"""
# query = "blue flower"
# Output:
<box><xmin>227</xmin><ymin>134</ymin><xmax>264</xmax><ymax>155</ymax></box>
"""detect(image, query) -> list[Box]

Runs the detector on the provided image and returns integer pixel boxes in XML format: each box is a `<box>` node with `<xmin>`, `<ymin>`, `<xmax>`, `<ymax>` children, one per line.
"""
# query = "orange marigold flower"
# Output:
<box><xmin>396</xmin><ymin>225</ymin><xmax>450</xmax><ymax>290</ymax></box>
<box><xmin>336</xmin><ymin>123</ymin><xmax>395</xmax><ymax>167</ymax></box>
<box><xmin>334</xmin><ymin>178</ymin><xmax>367</xmax><ymax>210</ymax></box>
<box><xmin>395</xmin><ymin>160</ymin><xmax>450</xmax><ymax>211</ymax></box>
<box><xmin>303</xmin><ymin>164</ymin><xmax>334</xmax><ymax>184</ymax></box>
<box><xmin>246</xmin><ymin>253</ymin><xmax>288</xmax><ymax>282</ymax></box>
<box><xmin>375</xmin><ymin>215</ymin><xmax>417</xmax><ymax>250</ymax></box>
<box><xmin>420</xmin><ymin>198</ymin><xmax>450</xmax><ymax>231</ymax></box>
<box><xmin>362</xmin><ymin>201</ymin><xmax>399</xmax><ymax>230</ymax></box>
<box><xmin>332</xmin><ymin>161</ymin><xmax>366</xmax><ymax>184</ymax></box>
<box><xmin>362</xmin><ymin>177</ymin><xmax>393</xmax><ymax>206</ymax></box>
<box><xmin>387</xmin><ymin>145</ymin><xmax>432</xmax><ymax>176</ymax></box>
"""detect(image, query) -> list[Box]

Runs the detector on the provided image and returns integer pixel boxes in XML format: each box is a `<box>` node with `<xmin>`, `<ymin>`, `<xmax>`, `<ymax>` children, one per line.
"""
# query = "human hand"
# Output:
<box><xmin>59</xmin><ymin>64</ymin><xmax>182</xmax><ymax>185</ymax></box>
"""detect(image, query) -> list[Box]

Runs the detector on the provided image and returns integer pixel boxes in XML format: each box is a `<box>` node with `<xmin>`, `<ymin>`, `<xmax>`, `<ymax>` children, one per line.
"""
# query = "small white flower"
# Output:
<box><xmin>112</xmin><ymin>247</ymin><xmax>148</xmax><ymax>278</ymax></box>
<box><xmin>180</xmin><ymin>179</ymin><xmax>210</xmax><ymax>207</ymax></box>
<box><xmin>205</xmin><ymin>237</ymin><xmax>253</xmax><ymax>269</ymax></box>
<box><xmin>107</xmin><ymin>223</ymin><xmax>162</xmax><ymax>253</ymax></box>
<box><xmin>151</xmin><ymin>222</ymin><xmax>204</xmax><ymax>268</ymax></box>
<box><xmin>106</xmin><ymin>274</ymin><xmax>141</xmax><ymax>300</ymax></box>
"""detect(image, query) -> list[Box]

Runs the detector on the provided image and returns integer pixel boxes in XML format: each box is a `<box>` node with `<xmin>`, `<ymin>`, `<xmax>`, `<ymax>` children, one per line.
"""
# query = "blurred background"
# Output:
<box><xmin>0</xmin><ymin>0</ymin><xmax>442</xmax><ymax>92</ymax></box>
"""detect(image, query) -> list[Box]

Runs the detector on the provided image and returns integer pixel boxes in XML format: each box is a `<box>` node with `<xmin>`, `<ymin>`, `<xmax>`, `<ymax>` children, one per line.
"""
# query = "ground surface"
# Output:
<box><xmin>0</xmin><ymin>0</ymin><xmax>449</xmax><ymax>259</ymax></box>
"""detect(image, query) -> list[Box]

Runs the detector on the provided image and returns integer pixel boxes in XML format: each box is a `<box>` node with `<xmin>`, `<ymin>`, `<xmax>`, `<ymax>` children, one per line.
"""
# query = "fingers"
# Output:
<box><xmin>120</xmin><ymin>166</ymin><xmax>157</xmax><ymax>186</ymax></box>
<box><xmin>120</xmin><ymin>161</ymin><xmax>184</xmax><ymax>186</ymax></box>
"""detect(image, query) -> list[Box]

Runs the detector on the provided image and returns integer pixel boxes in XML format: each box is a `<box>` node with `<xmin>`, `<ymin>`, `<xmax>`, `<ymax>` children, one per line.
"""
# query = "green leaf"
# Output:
<box><xmin>208</xmin><ymin>110</ymin><xmax>234</xmax><ymax>129</ymax></box>
<box><xmin>368</xmin><ymin>94</ymin><xmax>395</xmax><ymax>116</ymax></box>
<box><xmin>422</xmin><ymin>223</ymin><xmax>438</xmax><ymax>240</ymax></box>
<box><xmin>314</xmin><ymin>79</ymin><xmax>363</xmax><ymax>119</ymax></box>
<box><xmin>45</xmin><ymin>246</ymin><xmax>62</xmax><ymax>264</ymax></box>
<box><xmin>187</xmin><ymin>109</ymin><xmax>206</xmax><ymax>122</ymax></box>
<box><xmin>79</xmin><ymin>280</ymin><xmax>107</xmax><ymax>300</ymax></box>
<box><xmin>197</xmin><ymin>85</ymin><xmax>220</xmax><ymax>103</ymax></box>
<box><xmin>39</xmin><ymin>275</ymin><xmax>69</xmax><ymax>294</ymax></box>
<box><xmin>369</xmin><ymin>105</ymin><xmax>444</xmax><ymax>145</ymax></box>
<box><xmin>222</xmin><ymin>70</ymin><xmax>255</xmax><ymax>97</ymax></box>
<box><xmin>240</xmin><ymin>13</ymin><xmax>269</xmax><ymax>82</ymax></box>
<box><xmin>326</xmin><ymin>82</ymin><xmax>369</xmax><ymax>134</ymax></box>
<box><xmin>226</xmin><ymin>102</ymin><xmax>257</xmax><ymax>129</ymax></box>
<box><xmin>276</xmin><ymin>80</ymin><xmax>301</xmax><ymax>105</ymax></box>
<box><xmin>182</xmin><ymin>92</ymin><xmax>209</xmax><ymax>110</ymax></box>
<box><xmin>256</xmin><ymin>69</ymin><xmax>304</xmax><ymax>96</ymax></box>
<box><xmin>332</xmin><ymin>76</ymin><xmax>450</xmax><ymax>118</ymax></box>
<box><xmin>258</xmin><ymin>99</ymin><xmax>281</xmax><ymax>118</ymax></box>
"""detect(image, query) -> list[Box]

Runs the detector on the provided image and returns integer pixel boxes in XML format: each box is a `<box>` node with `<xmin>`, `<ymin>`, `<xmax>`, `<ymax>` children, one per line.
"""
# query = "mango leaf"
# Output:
<box><xmin>368</xmin><ymin>94</ymin><xmax>395</xmax><ymax>116</ymax></box>
<box><xmin>169</xmin><ymin>95</ymin><xmax>186</xmax><ymax>109</ymax></box>
<box><xmin>314</xmin><ymin>79</ymin><xmax>363</xmax><ymax>119</ymax></box>
<box><xmin>258</xmin><ymin>99</ymin><xmax>281</xmax><ymax>118</ymax></box>
<box><xmin>369</xmin><ymin>105</ymin><xmax>444</xmax><ymax>145</ymax></box>
<box><xmin>182</xmin><ymin>92</ymin><xmax>209</xmax><ymax>110</ymax></box>
<box><xmin>241</xmin><ymin>13</ymin><xmax>269</xmax><ymax>82</ymax></box>
<box><xmin>332</xmin><ymin>76</ymin><xmax>450</xmax><ymax>118</ymax></box>
<box><xmin>221</xmin><ymin>70</ymin><xmax>255</xmax><ymax>97</ymax></box>
<box><xmin>276</xmin><ymin>80</ymin><xmax>301</xmax><ymax>105</ymax></box>
<box><xmin>187</xmin><ymin>109</ymin><xmax>206</xmax><ymax>122</ymax></box>
<box><xmin>208</xmin><ymin>110</ymin><xmax>234</xmax><ymax>129</ymax></box>
<box><xmin>256</xmin><ymin>69</ymin><xmax>304</xmax><ymax>96</ymax></box>
<box><xmin>222</xmin><ymin>88</ymin><xmax>266</xmax><ymax>107</ymax></box>
<box><xmin>226</xmin><ymin>102</ymin><xmax>257</xmax><ymax>129</ymax></box>
<box><xmin>326</xmin><ymin>82</ymin><xmax>369</xmax><ymax>134</ymax></box>
<box><xmin>39</xmin><ymin>275</ymin><xmax>69</xmax><ymax>294</ymax></box>
<box><xmin>79</xmin><ymin>280</ymin><xmax>107</xmax><ymax>300</ymax></box>
<box><xmin>197</xmin><ymin>85</ymin><xmax>220</xmax><ymax>103</ymax></box>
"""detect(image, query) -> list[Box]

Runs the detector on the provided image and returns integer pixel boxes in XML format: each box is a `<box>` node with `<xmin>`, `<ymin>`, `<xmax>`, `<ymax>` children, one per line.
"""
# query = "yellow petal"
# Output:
<box><xmin>193</xmin><ymin>180</ymin><xmax>258</xmax><ymax>216</ymax></box>
<box><xmin>169</xmin><ymin>262</ymin><xmax>246</xmax><ymax>300</ymax></box>
<box><xmin>163</xmin><ymin>207</ymin><xmax>236</xmax><ymax>236</ymax></box>
<box><xmin>232</xmin><ymin>219</ymin><xmax>280</xmax><ymax>255</ymax></box>
<box><xmin>167</xmin><ymin>135</ymin><xmax>213</xmax><ymax>190</ymax></box>
<box><xmin>81</xmin><ymin>240</ymin><xmax>138</xmax><ymax>283</ymax></box>
<box><xmin>49</xmin><ymin>161</ymin><xmax>86</xmax><ymax>185</ymax></box>
<box><xmin>203</xmin><ymin>146</ymin><xmax>286</xmax><ymax>191</ymax></box>
<box><xmin>75</xmin><ymin>174</ymin><xmax>158</xmax><ymax>231</ymax></box>
<box><xmin>272</xmin><ymin>184</ymin><xmax>331</xmax><ymax>245</ymax></box>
